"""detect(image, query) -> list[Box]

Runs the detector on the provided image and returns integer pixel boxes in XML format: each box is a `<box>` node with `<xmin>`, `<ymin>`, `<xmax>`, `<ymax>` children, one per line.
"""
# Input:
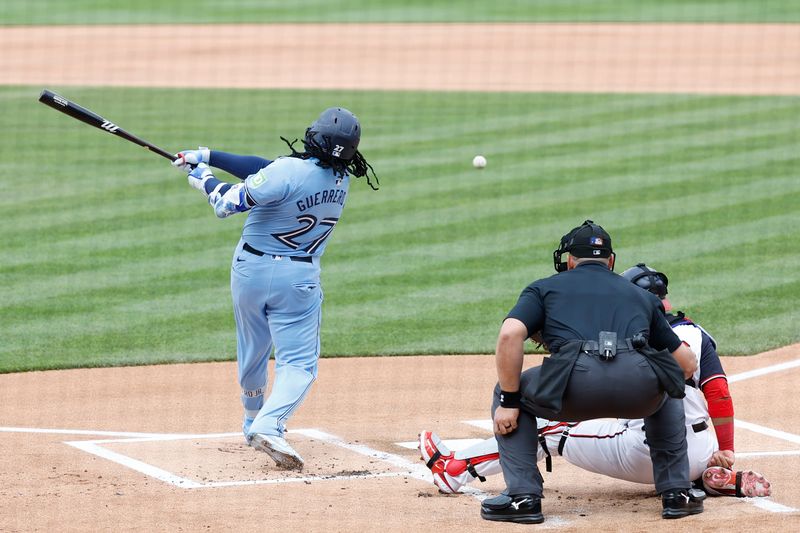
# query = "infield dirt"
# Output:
<box><xmin>1</xmin><ymin>349</ymin><xmax>799</xmax><ymax>531</ymax></box>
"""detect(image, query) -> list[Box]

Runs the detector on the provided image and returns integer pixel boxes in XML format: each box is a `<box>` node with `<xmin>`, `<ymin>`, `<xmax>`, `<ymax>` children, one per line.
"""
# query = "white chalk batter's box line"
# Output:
<box><xmin>57</xmin><ymin>428</ymin><xmax>435</xmax><ymax>490</ymax></box>
<box><xmin>0</xmin><ymin>426</ymin><xmax>488</xmax><ymax>499</ymax></box>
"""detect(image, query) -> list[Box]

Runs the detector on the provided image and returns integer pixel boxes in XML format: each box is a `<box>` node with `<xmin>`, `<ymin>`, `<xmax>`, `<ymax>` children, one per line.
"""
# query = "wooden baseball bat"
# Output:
<box><xmin>38</xmin><ymin>89</ymin><xmax>175</xmax><ymax>161</ymax></box>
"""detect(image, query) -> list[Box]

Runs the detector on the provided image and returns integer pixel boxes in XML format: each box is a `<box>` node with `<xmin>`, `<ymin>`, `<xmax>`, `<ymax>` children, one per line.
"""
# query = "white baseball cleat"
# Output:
<box><xmin>702</xmin><ymin>466</ymin><xmax>771</xmax><ymax>497</ymax></box>
<box><xmin>250</xmin><ymin>434</ymin><xmax>304</xmax><ymax>471</ymax></box>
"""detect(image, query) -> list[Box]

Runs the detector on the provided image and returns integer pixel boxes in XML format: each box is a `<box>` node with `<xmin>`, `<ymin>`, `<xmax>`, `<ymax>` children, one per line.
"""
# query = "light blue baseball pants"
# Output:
<box><xmin>230</xmin><ymin>240</ymin><xmax>322</xmax><ymax>438</ymax></box>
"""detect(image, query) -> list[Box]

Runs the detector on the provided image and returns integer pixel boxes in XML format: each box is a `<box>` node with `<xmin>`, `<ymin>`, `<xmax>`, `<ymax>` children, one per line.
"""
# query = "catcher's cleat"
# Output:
<box><xmin>480</xmin><ymin>494</ymin><xmax>544</xmax><ymax>524</ymax></box>
<box><xmin>661</xmin><ymin>488</ymin><xmax>705</xmax><ymax>519</ymax></box>
<box><xmin>702</xmin><ymin>466</ymin><xmax>771</xmax><ymax>497</ymax></box>
<box><xmin>250</xmin><ymin>434</ymin><xmax>304</xmax><ymax>471</ymax></box>
<box><xmin>418</xmin><ymin>431</ymin><xmax>460</xmax><ymax>493</ymax></box>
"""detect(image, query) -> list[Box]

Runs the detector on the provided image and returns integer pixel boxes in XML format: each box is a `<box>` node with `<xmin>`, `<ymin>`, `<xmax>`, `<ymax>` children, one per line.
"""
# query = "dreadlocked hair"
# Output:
<box><xmin>281</xmin><ymin>136</ymin><xmax>379</xmax><ymax>190</ymax></box>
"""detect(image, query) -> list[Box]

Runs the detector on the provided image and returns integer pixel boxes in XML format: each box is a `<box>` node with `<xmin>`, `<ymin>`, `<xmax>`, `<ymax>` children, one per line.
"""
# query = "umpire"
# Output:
<box><xmin>481</xmin><ymin>220</ymin><xmax>705</xmax><ymax>524</ymax></box>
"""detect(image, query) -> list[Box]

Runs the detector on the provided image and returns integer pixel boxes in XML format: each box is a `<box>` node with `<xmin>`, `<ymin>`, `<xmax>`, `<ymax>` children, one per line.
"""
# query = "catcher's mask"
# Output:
<box><xmin>621</xmin><ymin>263</ymin><xmax>669</xmax><ymax>299</ymax></box>
<box><xmin>553</xmin><ymin>219</ymin><xmax>615</xmax><ymax>273</ymax></box>
<box><xmin>304</xmin><ymin>107</ymin><xmax>361</xmax><ymax>161</ymax></box>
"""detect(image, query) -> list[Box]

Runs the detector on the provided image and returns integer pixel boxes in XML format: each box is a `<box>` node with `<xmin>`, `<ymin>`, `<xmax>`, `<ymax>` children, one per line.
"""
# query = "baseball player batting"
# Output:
<box><xmin>419</xmin><ymin>264</ymin><xmax>771</xmax><ymax>498</ymax></box>
<box><xmin>175</xmin><ymin>107</ymin><xmax>377</xmax><ymax>470</ymax></box>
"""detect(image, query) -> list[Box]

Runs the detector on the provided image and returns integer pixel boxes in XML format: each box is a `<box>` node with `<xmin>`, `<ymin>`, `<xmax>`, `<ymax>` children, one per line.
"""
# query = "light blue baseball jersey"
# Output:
<box><xmin>242</xmin><ymin>157</ymin><xmax>349</xmax><ymax>257</ymax></box>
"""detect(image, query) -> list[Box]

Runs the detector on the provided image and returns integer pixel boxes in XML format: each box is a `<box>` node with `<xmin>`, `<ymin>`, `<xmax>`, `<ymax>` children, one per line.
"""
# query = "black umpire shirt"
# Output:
<box><xmin>507</xmin><ymin>263</ymin><xmax>682</xmax><ymax>354</ymax></box>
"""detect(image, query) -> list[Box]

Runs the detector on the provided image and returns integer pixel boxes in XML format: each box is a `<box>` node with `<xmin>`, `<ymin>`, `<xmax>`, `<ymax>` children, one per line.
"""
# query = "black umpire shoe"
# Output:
<box><xmin>661</xmin><ymin>488</ymin><xmax>705</xmax><ymax>519</ymax></box>
<box><xmin>480</xmin><ymin>494</ymin><xmax>544</xmax><ymax>524</ymax></box>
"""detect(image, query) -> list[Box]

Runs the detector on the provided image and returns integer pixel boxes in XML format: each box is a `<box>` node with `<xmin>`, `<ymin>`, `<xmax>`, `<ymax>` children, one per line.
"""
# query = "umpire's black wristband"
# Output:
<box><xmin>499</xmin><ymin>390</ymin><xmax>521</xmax><ymax>408</ymax></box>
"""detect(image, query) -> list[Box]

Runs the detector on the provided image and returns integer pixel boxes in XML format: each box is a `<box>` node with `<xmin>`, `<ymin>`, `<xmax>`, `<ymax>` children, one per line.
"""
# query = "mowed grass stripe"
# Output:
<box><xmin>366</xmin><ymin>94</ymin><xmax>723</xmax><ymax>152</ymax></box>
<box><xmin>13</xmin><ymin>169</ymin><xmax>798</xmax><ymax>332</ymax></box>
<box><xmin>324</xmin><ymin>212</ymin><xmax>800</xmax><ymax>329</ymax></box>
<box><xmin>718</xmin><ymin>308</ymin><xmax>800</xmax><ymax>354</ymax></box>
<box><xmin>324</xmin><ymin>232</ymin><xmax>800</xmax><ymax>356</ymax></box>
<box><xmin>11</xmin><ymin>94</ymin><xmax>793</xmax><ymax>259</ymax></box>
<box><xmin>340</xmin><ymin>137</ymin><xmax>799</xmax><ymax>239</ymax></box>
<box><xmin>6</xmin><ymin>126</ymin><xmax>800</xmax><ymax>264</ymax></box>
<box><xmin>11</xmin><ymin>112</ymin><xmax>796</xmax><ymax>254</ymax></box>
<box><xmin>348</xmin><ymin>188</ymin><xmax>800</xmax><ymax>289</ymax></box>
<box><xmin>7</xmin><ymin>93</ymin><xmax>720</xmax><ymax>208</ymax></box>
<box><xmin>324</xmin><ymin>185</ymin><xmax>800</xmax><ymax>332</ymax></box>
<box><xmin>341</xmin><ymin>99</ymin><xmax>800</xmax><ymax>218</ymax></box>
<box><xmin>364</xmin><ymin>96</ymin><xmax>790</xmax><ymax>190</ymax></box>
<box><xmin>2</xmin><ymin>87</ymin><xmax>799</xmax><ymax>370</ymax></box>
<box><xmin>325</xmin><ymin>247</ymin><xmax>800</xmax><ymax>355</ymax></box>
<box><xmin>14</xmin><ymin>206</ymin><xmax>797</xmax><ymax>356</ymax></box>
<box><xmin>4</xmin><ymin>0</ymin><xmax>800</xmax><ymax>24</ymax></box>
<box><xmin>12</xmin><ymin>93</ymin><xmax>782</xmax><ymax>206</ymax></box>
<box><xmin>1</xmin><ymin>243</ymin><xmax>236</xmax><ymax>305</ymax></box>
<box><xmin>6</xmin><ymin>198</ymin><xmax>796</xmax><ymax>350</ymax></box>
<box><xmin>366</xmin><ymin>95</ymin><xmax>793</xmax><ymax>162</ymax></box>
<box><xmin>326</xmin><ymin>190</ymin><xmax>800</xmax><ymax>302</ymax></box>
<box><xmin>332</xmin><ymin>150</ymin><xmax>799</xmax><ymax>257</ymax></box>
<box><xmin>671</xmin><ymin>252</ymin><xmax>800</xmax><ymax>311</ymax></box>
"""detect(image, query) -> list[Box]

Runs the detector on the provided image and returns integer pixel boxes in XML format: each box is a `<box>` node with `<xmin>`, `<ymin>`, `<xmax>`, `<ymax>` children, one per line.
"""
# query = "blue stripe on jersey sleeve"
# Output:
<box><xmin>698</xmin><ymin>332</ymin><xmax>725</xmax><ymax>385</ymax></box>
<box><xmin>203</xmin><ymin>177</ymin><xmax>231</xmax><ymax>196</ymax></box>
<box><xmin>210</xmin><ymin>151</ymin><xmax>272</xmax><ymax>180</ymax></box>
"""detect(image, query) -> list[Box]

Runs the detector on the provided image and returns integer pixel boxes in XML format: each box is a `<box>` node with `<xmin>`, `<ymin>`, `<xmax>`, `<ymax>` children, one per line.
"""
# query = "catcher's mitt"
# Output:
<box><xmin>702</xmin><ymin>467</ymin><xmax>771</xmax><ymax>497</ymax></box>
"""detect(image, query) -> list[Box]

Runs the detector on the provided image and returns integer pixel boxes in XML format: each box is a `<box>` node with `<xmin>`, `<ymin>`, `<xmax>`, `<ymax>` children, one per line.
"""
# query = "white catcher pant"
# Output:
<box><xmin>451</xmin><ymin>418</ymin><xmax>717</xmax><ymax>488</ymax></box>
<box><xmin>548</xmin><ymin>418</ymin><xmax>717</xmax><ymax>484</ymax></box>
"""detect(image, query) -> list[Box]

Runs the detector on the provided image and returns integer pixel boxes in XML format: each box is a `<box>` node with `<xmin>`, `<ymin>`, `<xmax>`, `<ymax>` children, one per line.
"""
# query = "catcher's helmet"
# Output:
<box><xmin>304</xmin><ymin>107</ymin><xmax>361</xmax><ymax>161</ymax></box>
<box><xmin>621</xmin><ymin>263</ymin><xmax>669</xmax><ymax>299</ymax></box>
<box><xmin>553</xmin><ymin>220</ymin><xmax>614</xmax><ymax>272</ymax></box>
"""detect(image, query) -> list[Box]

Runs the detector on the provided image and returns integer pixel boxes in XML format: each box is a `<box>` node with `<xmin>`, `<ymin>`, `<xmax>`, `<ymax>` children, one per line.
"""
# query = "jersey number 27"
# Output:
<box><xmin>272</xmin><ymin>215</ymin><xmax>339</xmax><ymax>254</ymax></box>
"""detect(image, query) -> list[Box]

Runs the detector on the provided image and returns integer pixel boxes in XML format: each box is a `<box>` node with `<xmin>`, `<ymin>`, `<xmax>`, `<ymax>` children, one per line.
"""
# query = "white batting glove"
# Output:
<box><xmin>173</xmin><ymin>147</ymin><xmax>210</xmax><ymax>172</ymax></box>
<box><xmin>187</xmin><ymin>162</ymin><xmax>214</xmax><ymax>192</ymax></box>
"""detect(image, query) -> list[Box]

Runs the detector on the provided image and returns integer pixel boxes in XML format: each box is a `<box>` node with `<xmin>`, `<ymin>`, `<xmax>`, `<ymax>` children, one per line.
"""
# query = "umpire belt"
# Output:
<box><xmin>580</xmin><ymin>340</ymin><xmax>633</xmax><ymax>353</ymax></box>
<box><xmin>243</xmin><ymin>242</ymin><xmax>313</xmax><ymax>263</ymax></box>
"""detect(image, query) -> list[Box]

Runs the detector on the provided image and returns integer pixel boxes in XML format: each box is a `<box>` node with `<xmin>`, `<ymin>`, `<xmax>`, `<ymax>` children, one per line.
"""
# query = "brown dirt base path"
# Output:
<box><xmin>1</xmin><ymin>346</ymin><xmax>799</xmax><ymax>532</ymax></box>
<box><xmin>2</xmin><ymin>24</ymin><xmax>799</xmax><ymax>94</ymax></box>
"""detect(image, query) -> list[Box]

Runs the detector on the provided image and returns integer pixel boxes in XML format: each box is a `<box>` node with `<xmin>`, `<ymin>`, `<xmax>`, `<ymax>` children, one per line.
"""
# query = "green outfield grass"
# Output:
<box><xmin>2</xmin><ymin>0</ymin><xmax>800</xmax><ymax>24</ymax></box>
<box><xmin>1</xmin><ymin>86</ymin><xmax>799</xmax><ymax>372</ymax></box>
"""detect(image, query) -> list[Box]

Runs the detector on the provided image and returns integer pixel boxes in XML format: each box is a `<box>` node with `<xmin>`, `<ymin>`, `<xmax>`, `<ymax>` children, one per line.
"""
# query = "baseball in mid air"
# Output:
<box><xmin>472</xmin><ymin>155</ymin><xmax>487</xmax><ymax>169</ymax></box>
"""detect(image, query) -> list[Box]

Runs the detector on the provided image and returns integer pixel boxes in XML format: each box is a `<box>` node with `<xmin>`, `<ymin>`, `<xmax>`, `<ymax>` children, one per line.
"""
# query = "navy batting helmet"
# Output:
<box><xmin>621</xmin><ymin>263</ymin><xmax>669</xmax><ymax>299</ymax></box>
<box><xmin>304</xmin><ymin>107</ymin><xmax>361</xmax><ymax>161</ymax></box>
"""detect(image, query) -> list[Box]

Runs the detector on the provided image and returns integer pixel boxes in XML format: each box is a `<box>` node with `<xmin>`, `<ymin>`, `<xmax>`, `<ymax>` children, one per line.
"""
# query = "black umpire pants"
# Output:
<box><xmin>492</xmin><ymin>349</ymin><xmax>689</xmax><ymax>496</ymax></box>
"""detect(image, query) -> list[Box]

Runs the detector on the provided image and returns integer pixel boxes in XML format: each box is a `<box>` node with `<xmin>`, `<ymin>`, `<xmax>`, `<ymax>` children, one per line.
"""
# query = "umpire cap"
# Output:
<box><xmin>621</xmin><ymin>263</ymin><xmax>669</xmax><ymax>299</ymax></box>
<box><xmin>553</xmin><ymin>220</ymin><xmax>613</xmax><ymax>272</ymax></box>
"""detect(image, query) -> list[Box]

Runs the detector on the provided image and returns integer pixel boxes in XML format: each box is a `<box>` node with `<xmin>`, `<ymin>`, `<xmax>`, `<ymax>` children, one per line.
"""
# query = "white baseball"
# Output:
<box><xmin>472</xmin><ymin>155</ymin><xmax>487</xmax><ymax>169</ymax></box>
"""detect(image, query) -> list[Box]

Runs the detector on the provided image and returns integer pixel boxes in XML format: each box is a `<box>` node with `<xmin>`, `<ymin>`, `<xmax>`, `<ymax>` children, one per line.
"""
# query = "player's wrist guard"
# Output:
<box><xmin>499</xmin><ymin>390</ymin><xmax>521</xmax><ymax>408</ymax></box>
